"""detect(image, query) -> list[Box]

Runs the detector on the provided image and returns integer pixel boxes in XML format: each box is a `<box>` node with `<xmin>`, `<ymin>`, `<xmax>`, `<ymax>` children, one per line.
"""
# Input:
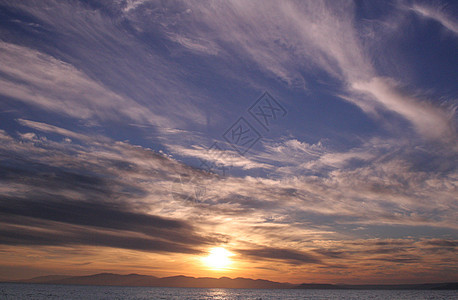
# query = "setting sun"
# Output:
<box><xmin>202</xmin><ymin>247</ymin><xmax>234</xmax><ymax>270</ymax></box>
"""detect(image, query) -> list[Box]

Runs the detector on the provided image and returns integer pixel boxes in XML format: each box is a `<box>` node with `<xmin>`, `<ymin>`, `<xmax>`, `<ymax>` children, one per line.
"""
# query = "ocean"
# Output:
<box><xmin>1</xmin><ymin>283</ymin><xmax>456</xmax><ymax>299</ymax></box>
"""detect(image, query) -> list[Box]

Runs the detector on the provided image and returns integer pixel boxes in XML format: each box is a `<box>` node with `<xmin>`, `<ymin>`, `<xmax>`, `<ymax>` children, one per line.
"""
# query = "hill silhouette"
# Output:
<box><xmin>7</xmin><ymin>273</ymin><xmax>457</xmax><ymax>290</ymax></box>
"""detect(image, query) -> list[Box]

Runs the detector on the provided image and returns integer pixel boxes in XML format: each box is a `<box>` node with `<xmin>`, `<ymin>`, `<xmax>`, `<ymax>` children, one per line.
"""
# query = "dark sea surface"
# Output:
<box><xmin>1</xmin><ymin>283</ymin><xmax>457</xmax><ymax>299</ymax></box>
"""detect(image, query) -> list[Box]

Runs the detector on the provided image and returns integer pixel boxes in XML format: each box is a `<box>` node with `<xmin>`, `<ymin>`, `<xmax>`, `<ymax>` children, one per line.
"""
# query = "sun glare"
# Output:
<box><xmin>202</xmin><ymin>247</ymin><xmax>233</xmax><ymax>270</ymax></box>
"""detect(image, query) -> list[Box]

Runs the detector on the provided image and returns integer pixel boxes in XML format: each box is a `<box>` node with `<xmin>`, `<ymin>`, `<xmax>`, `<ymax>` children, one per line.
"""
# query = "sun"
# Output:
<box><xmin>202</xmin><ymin>247</ymin><xmax>234</xmax><ymax>270</ymax></box>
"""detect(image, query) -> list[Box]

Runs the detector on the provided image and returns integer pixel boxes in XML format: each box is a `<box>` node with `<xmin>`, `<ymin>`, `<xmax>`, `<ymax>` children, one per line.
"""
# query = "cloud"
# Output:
<box><xmin>351</xmin><ymin>77</ymin><xmax>457</xmax><ymax>143</ymax></box>
<box><xmin>0</xmin><ymin>0</ymin><xmax>212</xmax><ymax>129</ymax></box>
<box><xmin>166</xmin><ymin>143</ymin><xmax>271</xmax><ymax>171</ymax></box>
<box><xmin>3</xmin><ymin>119</ymin><xmax>457</xmax><ymax>234</ymax></box>
<box><xmin>0</xmin><ymin>41</ymin><xmax>166</xmax><ymax>125</ymax></box>
<box><xmin>167</xmin><ymin>33</ymin><xmax>220</xmax><ymax>55</ymax></box>
<box><xmin>0</xmin><ymin>223</ymin><xmax>202</xmax><ymax>254</ymax></box>
<box><xmin>16</xmin><ymin>119</ymin><xmax>95</xmax><ymax>142</ymax></box>
<box><xmin>3</xmin><ymin>0</ymin><xmax>456</xmax><ymax>146</ymax></box>
<box><xmin>408</xmin><ymin>2</ymin><xmax>458</xmax><ymax>35</ymax></box>
<box><xmin>122</xmin><ymin>0</ymin><xmax>457</xmax><ymax>142</ymax></box>
<box><xmin>0</xmin><ymin>0</ymin><xmax>456</xmax><ymax>279</ymax></box>
<box><xmin>236</xmin><ymin>247</ymin><xmax>321</xmax><ymax>265</ymax></box>
<box><xmin>0</xmin><ymin>118</ymin><xmax>456</xmax><ymax>280</ymax></box>
<box><xmin>424</xmin><ymin>239</ymin><xmax>458</xmax><ymax>247</ymax></box>
<box><xmin>0</xmin><ymin>123</ymin><xmax>227</xmax><ymax>255</ymax></box>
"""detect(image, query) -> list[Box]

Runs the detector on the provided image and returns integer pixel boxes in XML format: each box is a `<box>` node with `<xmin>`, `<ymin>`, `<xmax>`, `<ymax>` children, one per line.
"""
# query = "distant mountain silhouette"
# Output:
<box><xmin>294</xmin><ymin>282</ymin><xmax>458</xmax><ymax>290</ymax></box>
<box><xmin>13</xmin><ymin>273</ymin><xmax>293</xmax><ymax>289</ymax></box>
<box><xmin>6</xmin><ymin>273</ymin><xmax>457</xmax><ymax>290</ymax></box>
<box><xmin>19</xmin><ymin>275</ymin><xmax>73</xmax><ymax>284</ymax></box>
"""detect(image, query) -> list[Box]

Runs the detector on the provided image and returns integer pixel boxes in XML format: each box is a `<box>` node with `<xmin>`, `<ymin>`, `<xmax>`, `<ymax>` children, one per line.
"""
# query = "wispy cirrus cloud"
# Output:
<box><xmin>0</xmin><ymin>0</ymin><xmax>214</xmax><ymax>129</ymax></box>
<box><xmin>122</xmin><ymin>0</ymin><xmax>457</xmax><ymax>143</ymax></box>
<box><xmin>0</xmin><ymin>117</ymin><xmax>456</xmax><ymax>281</ymax></box>
<box><xmin>351</xmin><ymin>77</ymin><xmax>457</xmax><ymax>143</ymax></box>
<box><xmin>3</xmin><ymin>0</ymin><xmax>456</xmax><ymax>146</ymax></box>
<box><xmin>0</xmin><ymin>125</ymin><xmax>223</xmax><ymax>255</ymax></box>
<box><xmin>0</xmin><ymin>41</ymin><xmax>168</xmax><ymax>126</ymax></box>
<box><xmin>408</xmin><ymin>2</ymin><xmax>458</xmax><ymax>35</ymax></box>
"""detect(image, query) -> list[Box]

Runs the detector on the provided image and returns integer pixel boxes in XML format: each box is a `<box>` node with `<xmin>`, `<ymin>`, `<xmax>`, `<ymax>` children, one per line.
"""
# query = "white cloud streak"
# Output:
<box><xmin>0</xmin><ymin>41</ymin><xmax>168</xmax><ymax>125</ymax></box>
<box><xmin>124</xmin><ymin>0</ymin><xmax>457</xmax><ymax>142</ymax></box>
<box><xmin>0</xmin><ymin>118</ymin><xmax>456</xmax><ymax>280</ymax></box>
<box><xmin>409</xmin><ymin>2</ymin><xmax>458</xmax><ymax>35</ymax></box>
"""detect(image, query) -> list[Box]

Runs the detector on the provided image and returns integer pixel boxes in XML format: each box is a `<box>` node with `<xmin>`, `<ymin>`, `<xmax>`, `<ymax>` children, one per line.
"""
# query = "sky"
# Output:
<box><xmin>0</xmin><ymin>0</ymin><xmax>457</xmax><ymax>284</ymax></box>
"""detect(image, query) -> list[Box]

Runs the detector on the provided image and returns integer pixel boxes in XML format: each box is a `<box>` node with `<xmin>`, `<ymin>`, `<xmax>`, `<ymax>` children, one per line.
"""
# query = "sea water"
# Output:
<box><xmin>0</xmin><ymin>283</ymin><xmax>456</xmax><ymax>299</ymax></box>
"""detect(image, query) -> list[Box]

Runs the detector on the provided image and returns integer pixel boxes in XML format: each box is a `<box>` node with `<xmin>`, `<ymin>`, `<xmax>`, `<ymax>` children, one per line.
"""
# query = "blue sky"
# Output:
<box><xmin>0</xmin><ymin>0</ymin><xmax>457</xmax><ymax>283</ymax></box>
